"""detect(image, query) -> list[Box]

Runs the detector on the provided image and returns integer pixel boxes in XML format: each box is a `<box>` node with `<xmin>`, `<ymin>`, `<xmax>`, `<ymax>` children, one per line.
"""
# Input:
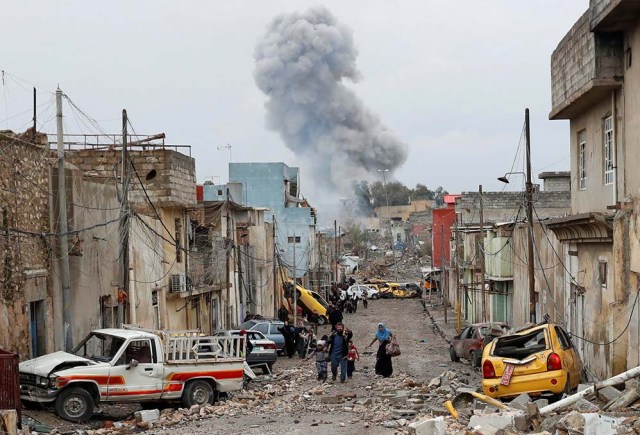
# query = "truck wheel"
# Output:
<box><xmin>449</xmin><ymin>346</ymin><xmax>460</xmax><ymax>362</ymax></box>
<box><xmin>318</xmin><ymin>315</ymin><xmax>328</xmax><ymax>325</ymax></box>
<box><xmin>55</xmin><ymin>387</ymin><xmax>94</xmax><ymax>422</ymax></box>
<box><xmin>182</xmin><ymin>380</ymin><xmax>214</xmax><ymax>408</ymax></box>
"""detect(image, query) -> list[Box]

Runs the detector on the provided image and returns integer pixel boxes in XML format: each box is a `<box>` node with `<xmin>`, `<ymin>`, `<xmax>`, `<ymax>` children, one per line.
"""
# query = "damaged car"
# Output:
<box><xmin>450</xmin><ymin>322</ymin><xmax>509</xmax><ymax>368</ymax></box>
<box><xmin>481</xmin><ymin>322</ymin><xmax>582</xmax><ymax>400</ymax></box>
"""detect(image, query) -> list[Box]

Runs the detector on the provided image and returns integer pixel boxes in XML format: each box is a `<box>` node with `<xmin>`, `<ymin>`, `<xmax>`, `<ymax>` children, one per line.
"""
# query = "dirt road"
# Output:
<box><xmin>22</xmin><ymin>298</ymin><xmax>480</xmax><ymax>434</ymax></box>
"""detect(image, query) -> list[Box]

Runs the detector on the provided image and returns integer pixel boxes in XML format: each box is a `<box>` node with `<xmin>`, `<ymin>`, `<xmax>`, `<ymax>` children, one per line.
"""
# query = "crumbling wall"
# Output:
<box><xmin>0</xmin><ymin>130</ymin><xmax>52</xmax><ymax>359</ymax></box>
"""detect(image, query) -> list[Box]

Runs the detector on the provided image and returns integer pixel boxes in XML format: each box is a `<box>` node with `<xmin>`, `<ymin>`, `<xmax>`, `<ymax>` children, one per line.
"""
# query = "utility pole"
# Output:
<box><xmin>292</xmin><ymin>232</ymin><xmax>297</xmax><ymax>326</ymax></box>
<box><xmin>334</xmin><ymin>220</ymin><xmax>338</xmax><ymax>284</ymax></box>
<box><xmin>441</xmin><ymin>223</ymin><xmax>447</xmax><ymax>324</ymax></box>
<box><xmin>454</xmin><ymin>213</ymin><xmax>461</xmax><ymax>333</ymax></box>
<box><xmin>33</xmin><ymin>88</ymin><xmax>36</xmax><ymax>132</ymax></box>
<box><xmin>56</xmin><ymin>88</ymin><xmax>73</xmax><ymax>351</ymax></box>
<box><xmin>117</xmin><ymin>109</ymin><xmax>130</xmax><ymax>328</ymax></box>
<box><xmin>273</xmin><ymin>215</ymin><xmax>277</xmax><ymax>318</ymax></box>
<box><xmin>525</xmin><ymin>108</ymin><xmax>536</xmax><ymax>323</ymax></box>
<box><xmin>479</xmin><ymin>184</ymin><xmax>486</xmax><ymax>323</ymax></box>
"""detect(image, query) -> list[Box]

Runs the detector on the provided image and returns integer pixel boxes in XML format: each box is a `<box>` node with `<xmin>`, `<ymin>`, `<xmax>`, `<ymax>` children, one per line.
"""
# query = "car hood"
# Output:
<box><xmin>19</xmin><ymin>351</ymin><xmax>96</xmax><ymax>377</ymax></box>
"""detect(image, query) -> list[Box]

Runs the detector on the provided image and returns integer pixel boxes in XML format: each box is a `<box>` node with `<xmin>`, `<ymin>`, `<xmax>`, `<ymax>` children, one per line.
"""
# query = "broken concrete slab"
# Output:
<box><xmin>596</xmin><ymin>386</ymin><xmax>622</xmax><ymax>403</ymax></box>
<box><xmin>468</xmin><ymin>411</ymin><xmax>527</xmax><ymax>432</ymax></box>
<box><xmin>134</xmin><ymin>409</ymin><xmax>160</xmax><ymax>423</ymax></box>
<box><xmin>582</xmin><ymin>413</ymin><xmax>623</xmax><ymax>435</ymax></box>
<box><xmin>392</xmin><ymin>408</ymin><xmax>417</xmax><ymax>419</ymax></box>
<box><xmin>604</xmin><ymin>387</ymin><xmax>640</xmax><ymax>411</ymax></box>
<box><xmin>557</xmin><ymin>410</ymin><xmax>584</xmax><ymax>433</ymax></box>
<box><xmin>509</xmin><ymin>393</ymin><xmax>531</xmax><ymax>411</ymax></box>
<box><xmin>570</xmin><ymin>397</ymin><xmax>600</xmax><ymax>413</ymax></box>
<box><xmin>533</xmin><ymin>398</ymin><xmax>549</xmax><ymax>409</ymax></box>
<box><xmin>408</xmin><ymin>416</ymin><xmax>445</xmax><ymax>435</ymax></box>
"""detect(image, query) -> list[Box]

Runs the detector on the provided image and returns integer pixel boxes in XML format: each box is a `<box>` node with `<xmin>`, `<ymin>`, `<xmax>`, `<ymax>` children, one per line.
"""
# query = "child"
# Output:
<box><xmin>347</xmin><ymin>340</ymin><xmax>360</xmax><ymax>379</ymax></box>
<box><xmin>307</xmin><ymin>340</ymin><xmax>329</xmax><ymax>382</ymax></box>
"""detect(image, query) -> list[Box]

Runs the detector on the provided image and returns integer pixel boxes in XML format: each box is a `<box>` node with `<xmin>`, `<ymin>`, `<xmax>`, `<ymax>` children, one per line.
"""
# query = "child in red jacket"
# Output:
<box><xmin>346</xmin><ymin>340</ymin><xmax>360</xmax><ymax>379</ymax></box>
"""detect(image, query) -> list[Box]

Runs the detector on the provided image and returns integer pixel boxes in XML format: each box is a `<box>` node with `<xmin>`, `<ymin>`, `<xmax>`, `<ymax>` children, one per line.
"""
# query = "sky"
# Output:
<box><xmin>1</xmin><ymin>1</ymin><xmax>588</xmax><ymax>202</ymax></box>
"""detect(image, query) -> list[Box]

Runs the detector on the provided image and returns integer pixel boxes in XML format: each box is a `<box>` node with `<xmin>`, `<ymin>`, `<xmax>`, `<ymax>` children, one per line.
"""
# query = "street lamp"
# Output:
<box><xmin>377</xmin><ymin>168</ymin><xmax>398</xmax><ymax>281</ymax></box>
<box><xmin>497</xmin><ymin>171</ymin><xmax>525</xmax><ymax>184</ymax></box>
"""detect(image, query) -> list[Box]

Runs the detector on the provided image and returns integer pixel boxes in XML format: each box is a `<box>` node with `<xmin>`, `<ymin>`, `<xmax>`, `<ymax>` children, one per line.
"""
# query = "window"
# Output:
<box><xmin>152</xmin><ymin>290</ymin><xmax>161</xmax><ymax>329</ymax></box>
<box><xmin>217</xmin><ymin>189</ymin><xmax>223</xmax><ymax>196</ymax></box>
<box><xmin>604</xmin><ymin>116</ymin><xmax>614</xmax><ymax>185</ymax></box>
<box><xmin>626</xmin><ymin>47</ymin><xmax>632</xmax><ymax>69</ymax></box>
<box><xmin>555</xmin><ymin>326</ymin><xmax>574</xmax><ymax>350</ymax></box>
<box><xmin>287</xmin><ymin>236</ymin><xmax>301</xmax><ymax>243</ymax></box>
<box><xmin>599</xmin><ymin>260</ymin><xmax>608</xmax><ymax>288</ymax></box>
<box><xmin>254</xmin><ymin>323</ymin><xmax>269</xmax><ymax>334</ymax></box>
<box><xmin>175</xmin><ymin>218</ymin><xmax>183</xmax><ymax>263</ymax></box>
<box><xmin>119</xmin><ymin>340</ymin><xmax>153</xmax><ymax>365</ymax></box>
<box><xmin>578</xmin><ymin>130</ymin><xmax>587</xmax><ymax>190</ymax></box>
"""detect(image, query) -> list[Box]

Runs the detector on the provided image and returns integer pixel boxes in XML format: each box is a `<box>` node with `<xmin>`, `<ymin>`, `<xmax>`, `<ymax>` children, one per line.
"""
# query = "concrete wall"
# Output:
<box><xmin>51</xmin><ymin>165</ymin><xmax>121</xmax><ymax>350</ymax></box>
<box><xmin>569</xmin><ymin>95</ymin><xmax>619</xmax><ymax>213</ymax></box>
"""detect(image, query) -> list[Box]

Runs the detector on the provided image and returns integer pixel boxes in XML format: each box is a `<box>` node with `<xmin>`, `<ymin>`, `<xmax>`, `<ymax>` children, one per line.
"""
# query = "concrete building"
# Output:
<box><xmin>451</xmin><ymin>173</ymin><xmax>571</xmax><ymax>326</ymax></box>
<box><xmin>547</xmin><ymin>0</ymin><xmax>640</xmax><ymax>378</ymax></box>
<box><xmin>204</xmin><ymin>163</ymin><xmax>318</xmax><ymax>287</ymax></box>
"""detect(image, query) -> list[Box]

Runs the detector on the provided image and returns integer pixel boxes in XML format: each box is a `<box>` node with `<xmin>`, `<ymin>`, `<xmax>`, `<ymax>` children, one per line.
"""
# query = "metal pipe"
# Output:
<box><xmin>525</xmin><ymin>108</ymin><xmax>536</xmax><ymax>323</ymax></box>
<box><xmin>56</xmin><ymin>89</ymin><xmax>73</xmax><ymax>351</ymax></box>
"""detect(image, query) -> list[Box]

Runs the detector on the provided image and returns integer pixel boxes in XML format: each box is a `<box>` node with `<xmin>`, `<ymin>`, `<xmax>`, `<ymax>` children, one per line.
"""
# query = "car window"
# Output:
<box><xmin>254</xmin><ymin>323</ymin><xmax>269</xmax><ymax>334</ymax></box>
<box><xmin>118</xmin><ymin>339</ymin><xmax>153</xmax><ymax>365</ymax></box>
<box><xmin>270</xmin><ymin>324</ymin><xmax>282</xmax><ymax>334</ymax></box>
<box><xmin>311</xmin><ymin>292</ymin><xmax>329</xmax><ymax>308</ymax></box>
<box><xmin>555</xmin><ymin>326</ymin><xmax>573</xmax><ymax>350</ymax></box>
<box><xmin>460</xmin><ymin>327</ymin><xmax>471</xmax><ymax>339</ymax></box>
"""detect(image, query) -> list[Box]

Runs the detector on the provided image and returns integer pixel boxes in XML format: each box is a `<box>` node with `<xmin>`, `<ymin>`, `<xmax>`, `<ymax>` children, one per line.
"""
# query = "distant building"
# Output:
<box><xmin>203</xmin><ymin>163</ymin><xmax>318</xmax><ymax>286</ymax></box>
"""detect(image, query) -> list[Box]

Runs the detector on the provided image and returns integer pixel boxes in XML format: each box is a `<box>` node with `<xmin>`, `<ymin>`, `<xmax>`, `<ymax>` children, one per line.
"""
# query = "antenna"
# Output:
<box><xmin>217</xmin><ymin>143</ymin><xmax>232</xmax><ymax>162</ymax></box>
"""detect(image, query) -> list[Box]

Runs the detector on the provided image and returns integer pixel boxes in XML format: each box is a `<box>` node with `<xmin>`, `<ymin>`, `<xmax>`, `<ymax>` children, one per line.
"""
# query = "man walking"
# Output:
<box><xmin>327</xmin><ymin>322</ymin><xmax>352</xmax><ymax>383</ymax></box>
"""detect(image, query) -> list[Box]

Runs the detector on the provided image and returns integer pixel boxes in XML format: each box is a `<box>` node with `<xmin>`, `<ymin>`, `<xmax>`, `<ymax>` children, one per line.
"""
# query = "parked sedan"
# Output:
<box><xmin>238</xmin><ymin>320</ymin><xmax>285</xmax><ymax>354</ymax></box>
<box><xmin>214</xmin><ymin>329</ymin><xmax>278</xmax><ymax>373</ymax></box>
<box><xmin>450</xmin><ymin>323</ymin><xmax>509</xmax><ymax>368</ymax></box>
<box><xmin>481</xmin><ymin>323</ymin><xmax>582</xmax><ymax>399</ymax></box>
<box><xmin>346</xmin><ymin>284</ymin><xmax>379</xmax><ymax>299</ymax></box>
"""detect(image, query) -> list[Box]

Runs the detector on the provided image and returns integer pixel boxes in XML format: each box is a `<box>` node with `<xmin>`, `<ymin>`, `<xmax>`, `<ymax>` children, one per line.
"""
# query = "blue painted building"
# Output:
<box><xmin>203</xmin><ymin>162</ymin><xmax>317</xmax><ymax>281</ymax></box>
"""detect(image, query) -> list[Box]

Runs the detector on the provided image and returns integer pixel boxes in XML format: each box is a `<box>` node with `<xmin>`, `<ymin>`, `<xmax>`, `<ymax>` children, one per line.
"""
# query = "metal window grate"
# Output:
<box><xmin>0</xmin><ymin>348</ymin><xmax>21</xmax><ymax>426</ymax></box>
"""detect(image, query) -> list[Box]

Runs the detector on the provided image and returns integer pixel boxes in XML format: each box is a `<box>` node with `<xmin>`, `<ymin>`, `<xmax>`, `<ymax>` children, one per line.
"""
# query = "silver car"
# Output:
<box><xmin>213</xmin><ymin>329</ymin><xmax>278</xmax><ymax>373</ymax></box>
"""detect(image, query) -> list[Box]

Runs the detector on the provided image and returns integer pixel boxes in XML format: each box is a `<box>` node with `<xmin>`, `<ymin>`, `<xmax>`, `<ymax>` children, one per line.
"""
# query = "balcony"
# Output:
<box><xmin>549</xmin><ymin>11</ymin><xmax>623</xmax><ymax>120</ymax></box>
<box><xmin>590</xmin><ymin>0</ymin><xmax>640</xmax><ymax>32</ymax></box>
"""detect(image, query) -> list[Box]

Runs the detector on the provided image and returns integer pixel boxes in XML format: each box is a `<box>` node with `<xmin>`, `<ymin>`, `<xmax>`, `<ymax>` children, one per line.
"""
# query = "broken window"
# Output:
<box><xmin>288</xmin><ymin>236</ymin><xmax>301</xmax><ymax>243</ymax></box>
<box><xmin>599</xmin><ymin>260</ymin><xmax>607</xmax><ymax>288</ymax></box>
<box><xmin>492</xmin><ymin>328</ymin><xmax>548</xmax><ymax>359</ymax></box>
<box><xmin>175</xmin><ymin>218</ymin><xmax>183</xmax><ymax>263</ymax></box>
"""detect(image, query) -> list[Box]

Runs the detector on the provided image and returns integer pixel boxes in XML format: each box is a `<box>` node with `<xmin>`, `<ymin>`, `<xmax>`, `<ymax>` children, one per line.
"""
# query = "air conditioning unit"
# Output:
<box><xmin>170</xmin><ymin>274</ymin><xmax>187</xmax><ymax>293</ymax></box>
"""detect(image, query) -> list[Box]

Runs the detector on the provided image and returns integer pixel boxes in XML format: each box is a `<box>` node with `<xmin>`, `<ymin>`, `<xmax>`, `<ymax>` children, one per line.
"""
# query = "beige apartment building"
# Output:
<box><xmin>548</xmin><ymin>0</ymin><xmax>640</xmax><ymax>378</ymax></box>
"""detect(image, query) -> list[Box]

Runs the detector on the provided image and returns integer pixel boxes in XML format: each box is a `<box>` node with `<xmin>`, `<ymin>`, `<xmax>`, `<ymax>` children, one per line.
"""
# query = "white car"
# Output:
<box><xmin>346</xmin><ymin>285</ymin><xmax>379</xmax><ymax>299</ymax></box>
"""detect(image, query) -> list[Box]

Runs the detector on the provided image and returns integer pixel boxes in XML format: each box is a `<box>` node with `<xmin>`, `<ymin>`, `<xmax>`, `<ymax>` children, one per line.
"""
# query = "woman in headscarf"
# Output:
<box><xmin>365</xmin><ymin>323</ymin><xmax>393</xmax><ymax>377</ymax></box>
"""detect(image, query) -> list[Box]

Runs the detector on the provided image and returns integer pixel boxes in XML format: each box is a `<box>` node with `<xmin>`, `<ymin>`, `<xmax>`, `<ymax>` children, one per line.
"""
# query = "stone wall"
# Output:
<box><xmin>0</xmin><ymin>130</ymin><xmax>53</xmax><ymax>359</ymax></box>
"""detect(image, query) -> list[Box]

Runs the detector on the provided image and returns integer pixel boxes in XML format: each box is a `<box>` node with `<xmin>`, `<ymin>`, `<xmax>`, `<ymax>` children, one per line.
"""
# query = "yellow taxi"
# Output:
<box><xmin>481</xmin><ymin>323</ymin><xmax>581</xmax><ymax>399</ymax></box>
<box><xmin>294</xmin><ymin>284</ymin><xmax>329</xmax><ymax>324</ymax></box>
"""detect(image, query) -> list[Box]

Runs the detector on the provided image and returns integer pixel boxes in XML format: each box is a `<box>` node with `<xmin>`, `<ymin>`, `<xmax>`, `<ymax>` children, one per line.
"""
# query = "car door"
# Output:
<box><xmin>454</xmin><ymin>327</ymin><xmax>471</xmax><ymax>357</ymax></box>
<box><xmin>107</xmin><ymin>339</ymin><xmax>163</xmax><ymax>401</ymax></box>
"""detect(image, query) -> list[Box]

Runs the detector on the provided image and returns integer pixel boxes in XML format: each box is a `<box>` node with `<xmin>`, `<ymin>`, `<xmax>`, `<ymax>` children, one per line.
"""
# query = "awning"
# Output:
<box><xmin>545</xmin><ymin>212</ymin><xmax>613</xmax><ymax>243</ymax></box>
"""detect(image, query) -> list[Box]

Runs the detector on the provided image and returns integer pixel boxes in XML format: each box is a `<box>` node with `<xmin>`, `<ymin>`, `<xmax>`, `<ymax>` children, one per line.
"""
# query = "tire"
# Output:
<box><xmin>449</xmin><ymin>346</ymin><xmax>460</xmax><ymax>362</ymax></box>
<box><xmin>55</xmin><ymin>387</ymin><xmax>94</xmax><ymax>422</ymax></box>
<box><xmin>471</xmin><ymin>350</ymin><xmax>481</xmax><ymax>369</ymax></box>
<box><xmin>318</xmin><ymin>315</ymin><xmax>328</xmax><ymax>325</ymax></box>
<box><xmin>182</xmin><ymin>380</ymin><xmax>215</xmax><ymax>408</ymax></box>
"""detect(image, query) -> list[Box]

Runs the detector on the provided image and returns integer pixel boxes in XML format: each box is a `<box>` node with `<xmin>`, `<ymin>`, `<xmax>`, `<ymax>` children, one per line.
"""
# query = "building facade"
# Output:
<box><xmin>548</xmin><ymin>0</ymin><xmax>640</xmax><ymax>378</ymax></box>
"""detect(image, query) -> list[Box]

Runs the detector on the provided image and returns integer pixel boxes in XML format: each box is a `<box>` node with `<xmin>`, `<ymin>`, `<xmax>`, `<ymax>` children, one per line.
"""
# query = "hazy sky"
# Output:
<box><xmin>2</xmin><ymin>1</ymin><xmax>587</xmax><ymax>200</ymax></box>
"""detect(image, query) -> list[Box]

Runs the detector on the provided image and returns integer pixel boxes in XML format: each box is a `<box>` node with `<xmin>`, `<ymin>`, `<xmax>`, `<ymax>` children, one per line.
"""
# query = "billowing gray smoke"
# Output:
<box><xmin>254</xmin><ymin>7</ymin><xmax>407</xmax><ymax>190</ymax></box>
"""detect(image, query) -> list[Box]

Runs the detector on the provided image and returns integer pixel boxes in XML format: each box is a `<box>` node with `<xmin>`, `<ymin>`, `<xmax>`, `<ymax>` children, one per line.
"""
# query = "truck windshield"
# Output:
<box><xmin>72</xmin><ymin>333</ymin><xmax>125</xmax><ymax>363</ymax></box>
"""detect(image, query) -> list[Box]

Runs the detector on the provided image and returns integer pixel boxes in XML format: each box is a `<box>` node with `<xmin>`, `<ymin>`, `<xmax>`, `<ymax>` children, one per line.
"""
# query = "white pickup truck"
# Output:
<box><xmin>19</xmin><ymin>326</ymin><xmax>249</xmax><ymax>422</ymax></box>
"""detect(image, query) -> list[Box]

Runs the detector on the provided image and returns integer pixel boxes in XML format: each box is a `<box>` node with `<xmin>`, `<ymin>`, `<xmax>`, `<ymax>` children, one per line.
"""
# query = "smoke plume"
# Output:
<box><xmin>254</xmin><ymin>7</ymin><xmax>408</xmax><ymax>190</ymax></box>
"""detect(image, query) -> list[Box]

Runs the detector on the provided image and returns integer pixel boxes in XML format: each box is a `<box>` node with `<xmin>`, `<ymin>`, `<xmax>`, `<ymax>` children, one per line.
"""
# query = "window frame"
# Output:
<box><xmin>603</xmin><ymin>116</ymin><xmax>614</xmax><ymax>185</ymax></box>
<box><xmin>599</xmin><ymin>260</ymin><xmax>608</xmax><ymax>288</ymax></box>
<box><xmin>578</xmin><ymin>129</ymin><xmax>587</xmax><ymax>190</ymax></box>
